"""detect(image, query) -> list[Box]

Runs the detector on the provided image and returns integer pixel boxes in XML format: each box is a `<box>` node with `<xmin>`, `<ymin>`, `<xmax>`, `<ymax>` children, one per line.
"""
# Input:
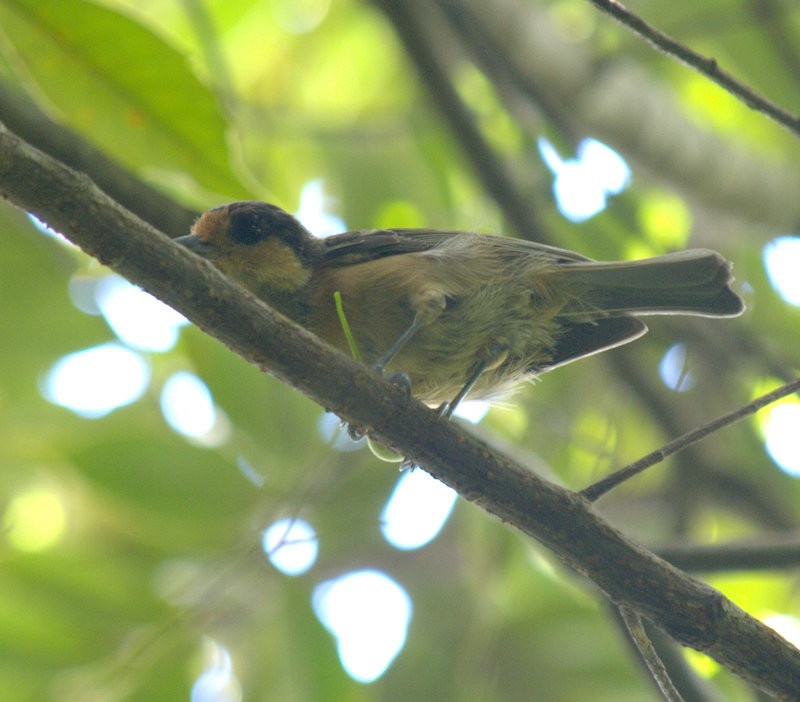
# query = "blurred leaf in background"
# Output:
<box><xmin>2</xmin><ymin>0</ymin><xmax>800</xmax><ymax>700</ymax></box>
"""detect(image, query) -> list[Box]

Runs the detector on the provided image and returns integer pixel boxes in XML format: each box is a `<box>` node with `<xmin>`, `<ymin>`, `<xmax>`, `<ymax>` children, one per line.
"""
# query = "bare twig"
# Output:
<box><xmin>606</xmin><ymin>349</ymin><xmax>795</xmax><ymax>530</ymax></box>
<box><xmin>610</xmin><ymin>600</ymin><xmax>723</xmax><ymax>702</ymax></box>
<box><xmin>619</xmin><ymin>606</ymin><xmax>685</xmax><ymax>702</ymax></box>
<box><xmin>581</xmin><ymin>376</ymin><xmax>800</xmax><ymax>501</ymax></box>
<box><xmin>585</xmin><ymin>0</ymin><xmax>800</xmax><ymax>137</ymax></box>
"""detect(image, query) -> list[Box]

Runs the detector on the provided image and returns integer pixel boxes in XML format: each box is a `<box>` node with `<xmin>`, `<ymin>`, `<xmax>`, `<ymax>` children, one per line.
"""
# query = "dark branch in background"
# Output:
<box><xmin>181</xmin><ymin>0</ymin><xmax>238</xmax><ymax>117</ymax></box>
<box><xmin>2</xmin><ymin>123</ymin><xmax>800</xmax><ymax>699</ymax></box>
<box><xmin>0</xmin><ymin>81</ymin><xmax>198</xmax><ymax>237</ymax></box>
<box><xmin>581</xmin><ymin>377</ymin><xmax>800</xmax><ymax>501</ymax></box>
<box><xmin>438</xmin><ymin>1</ymin><xmax>582</xmax><ymax>145</ymax></box>
<box><xmin>585</xmin><ymin>0</ymin><xmax>800</xmax><ymax>137</ymax></box>
<box><xmin>750</xmin><ymin>0</ymin><xmax>800</xmax><ymax>81</ymax></box>
<box><xmin>659</xmin><ymin>534</ymin><xmax>800</xmax><ymax>573</ymax></box>
<box><xmin>373</xmin><ymin>0</ymin><xmax>549</xmax><ymax>242</ymax></box>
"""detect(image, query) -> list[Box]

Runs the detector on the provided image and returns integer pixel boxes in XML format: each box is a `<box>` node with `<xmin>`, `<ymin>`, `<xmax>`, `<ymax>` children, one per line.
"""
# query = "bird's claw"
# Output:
<box><xmin>385</xmin><ymin>371</ymin><xmax>412</xmax><ymax>397</ymax></box>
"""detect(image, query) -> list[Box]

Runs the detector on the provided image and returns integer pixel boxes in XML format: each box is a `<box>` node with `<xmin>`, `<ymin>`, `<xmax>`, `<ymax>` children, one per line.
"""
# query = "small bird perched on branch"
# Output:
<box><xmin>176</xmin><ymin>201</ymin><xmax>744</xmax><ymax>416</ymax></box>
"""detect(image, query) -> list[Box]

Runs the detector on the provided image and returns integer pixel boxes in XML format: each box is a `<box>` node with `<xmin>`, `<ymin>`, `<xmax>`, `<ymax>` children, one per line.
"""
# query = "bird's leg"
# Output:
<box><xmin>373</xmin><ymin>320</ymin><xmax>424</xmax><ymax>375</ymax></box>
<box><xmin>373</xmin><ymin>286</ymin><xmax>447</xmax><ymax>374</ymax></box>
<box><xmin>350</xmin><ymin>287</ymin><xmax>447</xmax><ymax>444</ymax></box>
<box><xmin>437</xmin><ymin>340</ymin><xmax>509</xmax><ymax>419</ymax></box>
<box><xmin>397</xmin><ymin>341</ymin><xmax>510</xmax><ymax>470</ymax></box>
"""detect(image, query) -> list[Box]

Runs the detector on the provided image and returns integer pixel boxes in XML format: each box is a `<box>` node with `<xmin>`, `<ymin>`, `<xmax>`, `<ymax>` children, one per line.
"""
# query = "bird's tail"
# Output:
<box><xmin>561</xmin><ymin>249</ymin><xmax>744</xmax><ymax>318</ymax></box>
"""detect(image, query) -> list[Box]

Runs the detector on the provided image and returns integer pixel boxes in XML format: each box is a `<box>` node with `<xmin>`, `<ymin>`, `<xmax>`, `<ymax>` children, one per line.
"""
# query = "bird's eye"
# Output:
<box><xmin>229</xmin><ymin>211</ymin><xmax>265</xmax><ymax>245</ymax></box>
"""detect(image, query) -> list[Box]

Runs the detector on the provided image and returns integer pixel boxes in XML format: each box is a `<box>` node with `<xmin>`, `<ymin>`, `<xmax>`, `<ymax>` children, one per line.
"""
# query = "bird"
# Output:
<box><xmin>175</xmin><ymin>200</ymin><xmax>744</xmax><ymax>415</ymax></box>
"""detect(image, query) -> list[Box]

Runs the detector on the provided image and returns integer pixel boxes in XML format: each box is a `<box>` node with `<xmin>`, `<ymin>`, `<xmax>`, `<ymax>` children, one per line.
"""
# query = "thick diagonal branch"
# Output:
<box><xmin>1</xmin><ymin>122</ymin><xmax>798</xmax><ymax>698</ymax></box>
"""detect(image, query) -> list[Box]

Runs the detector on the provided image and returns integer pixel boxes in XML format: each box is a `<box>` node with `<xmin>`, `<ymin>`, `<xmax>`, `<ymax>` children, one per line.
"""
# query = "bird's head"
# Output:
<box><xmin>176</xmin><ymin>201</ymin><xmax>315</xmax><ymax>295</ymax></box>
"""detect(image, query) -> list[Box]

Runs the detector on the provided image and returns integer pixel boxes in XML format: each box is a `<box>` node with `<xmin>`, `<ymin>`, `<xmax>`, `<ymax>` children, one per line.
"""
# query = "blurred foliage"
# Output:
<box><xmin>1</xmin><ymin>0</ymin><xmax>800</xmax><ymax>700</ymax></box>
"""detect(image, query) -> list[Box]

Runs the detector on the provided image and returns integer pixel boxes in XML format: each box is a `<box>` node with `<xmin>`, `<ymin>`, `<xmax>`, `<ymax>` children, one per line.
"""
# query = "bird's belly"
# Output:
<box><xmin>340</xmin><ymin>298</ymin><xmax>558</xmax><ymax>405</ymax></box>
<box><xmin>386</xmin><ymin>311</ymin><xmax>559</xmax><ymax>405</ymax></box>
<box><xmin>309</xmin><ymin>266</ymin><xmax>565</xmax><ymax>406</ymax></box>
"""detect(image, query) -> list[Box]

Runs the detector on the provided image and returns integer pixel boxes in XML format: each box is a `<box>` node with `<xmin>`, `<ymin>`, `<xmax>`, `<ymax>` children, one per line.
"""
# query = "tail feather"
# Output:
<box><xmin>562</xmin><ymin>249</ymin><xmax>744</xmax><ymax>317</ymax></box>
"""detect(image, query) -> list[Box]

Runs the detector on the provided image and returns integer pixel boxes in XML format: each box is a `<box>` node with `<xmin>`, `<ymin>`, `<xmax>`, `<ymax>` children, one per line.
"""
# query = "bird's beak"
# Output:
<box><xmin>174</xmin><ymin>234</ymin><xmax>215</xmax><ymax>258</ymax></box>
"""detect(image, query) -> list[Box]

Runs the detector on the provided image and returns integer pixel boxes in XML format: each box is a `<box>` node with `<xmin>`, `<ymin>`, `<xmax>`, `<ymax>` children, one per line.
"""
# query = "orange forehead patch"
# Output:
<box><xmin>191</xmin><ymin>207</ymin><xmax>230</xmax><ymax>246</ymax></box>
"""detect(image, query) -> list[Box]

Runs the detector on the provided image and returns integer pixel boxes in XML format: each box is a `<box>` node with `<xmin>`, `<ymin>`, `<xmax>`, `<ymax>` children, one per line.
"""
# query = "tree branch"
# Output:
<box><xmin>658</xmin><ymin>534</ymin><xmax>800</xmax><ymax>573</ymax></box>
<box><xmin>445</xmin><ymin>0</ymin><xmax>800</xmax><ymax>229</ymax></box>
<box><xmin>605</xmin><ymin>350</ymin><xmax>795</xmax><ymax>531</ymax></box>
<box><xmin>2</xmin><ymin>122</ymin><xmax>799</xmax><ymax>698</ymax></box>
<box><xmin>581</xmin><ymin>376</ymin><xmax>800</xmax><ymax>501</ymax></box>
<box><xmin>585</xmin><ymin>0</ymin><xmax>800</xmax><ymax>138</ymax></box>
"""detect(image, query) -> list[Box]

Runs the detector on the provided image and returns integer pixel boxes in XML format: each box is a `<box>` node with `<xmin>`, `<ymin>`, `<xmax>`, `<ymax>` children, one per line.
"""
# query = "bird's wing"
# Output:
<box><xmin>318</xmin><ymin>229</ymin><xmax>592</xmax><ymax>267</ymax></box>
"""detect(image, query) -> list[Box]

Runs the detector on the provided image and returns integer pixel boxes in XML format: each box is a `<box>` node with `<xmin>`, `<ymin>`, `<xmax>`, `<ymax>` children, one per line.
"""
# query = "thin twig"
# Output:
<box><xmin>607</xmin><ymin>351</ymin><xmax>795</xmax><ymax>530</ymax></box>
<box><xmin>582</xmin><ymin>376</ymin><xmax>800</xmax><ymax>501</ymax></box>
<box><xmin>619</xmin><ymin>606</ymin><xmax>685</xmax><ymax>702</ymax></box>
<box><xmin>585</xmin><ymin>0</ymin><xmax>800</xmax><ymax>137</ymax></box>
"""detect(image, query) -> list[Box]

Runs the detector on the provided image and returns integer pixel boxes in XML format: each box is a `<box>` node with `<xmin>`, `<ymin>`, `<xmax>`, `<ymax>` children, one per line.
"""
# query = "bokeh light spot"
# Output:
<box><xmin>453</xmin><ymin>400</ymin><xmax>490</xmax><ymax>424</ymax></box>
<box><xmin>381</xmin><ymin>470</ymin><xmax>457</xmax><ymax>550</ymax></box>
<box><xmin>4</xmin><ymin>487</ymin><xmax>67</xmax><ymax>552</ymax></box>
<box><xmin>263</xmin><ymin>518</ymin><xmax>318</xmax><ymax>576</ymax></box>
<box><xmin>43</xmin><ymin>343</ymin><xmax>150</xmax><ymax>418</ymax></box>
<box><xmin>764</xmin><ymin>236</ymin><xmax>800</xmax><ymax>306</ymax></box>
<box><xmin>539</xmin><ymin>137</ymin><xmax>631</xmax><ymax>222</ymax></box>
<box><xmin>317</xmin><ymin>412</ymin><xmax>364</xmax><ymax>452</ymax></box>
<box><xmin>763</xmin><ymin>403</ymin><xmax>800</xmax><ymax>476</ymax></box>
<box><xmin>191</xmin><ymin>639</ymin><xmax>241</xmax><ymax>702</ymax></box>
<box><xmin>764</xmin><ymin>614</ymin><xmax>800</xmax><ymax>648</ymax></box>
<box><xmin>96</xmin><ymin>275</ymin><xmax>187</xmax><ymax>352</ymax></box>
<box><xmin>313</xmin><ymin>570</ymin><xmax>412</xmax><ymax>683</ymax></box>
<box><xmin>28</xmin><ymin>213</ymin><xmax>75</xmax><ymax>247</ymax></box>
<box><xmin>659</xmin><ymin>343</ymin><xmax>696</xmax><ymax>392</ymax></box>
<box><xmin>296</xmin><ymin>179</ymin><xmax>346</xmax><ymax>238</ymax></box>
<box><xmin>161</xmin><ymin>372</ymin><xmax>228</xmax><ymax>445</ymax></box>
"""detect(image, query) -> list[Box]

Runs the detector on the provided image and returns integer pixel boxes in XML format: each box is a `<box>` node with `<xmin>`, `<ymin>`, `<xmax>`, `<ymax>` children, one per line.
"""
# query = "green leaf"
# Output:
<box><xmin>0</xmin><ymin>0</ymin><xmax>248</xmax><ymax>198</ymax></box>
